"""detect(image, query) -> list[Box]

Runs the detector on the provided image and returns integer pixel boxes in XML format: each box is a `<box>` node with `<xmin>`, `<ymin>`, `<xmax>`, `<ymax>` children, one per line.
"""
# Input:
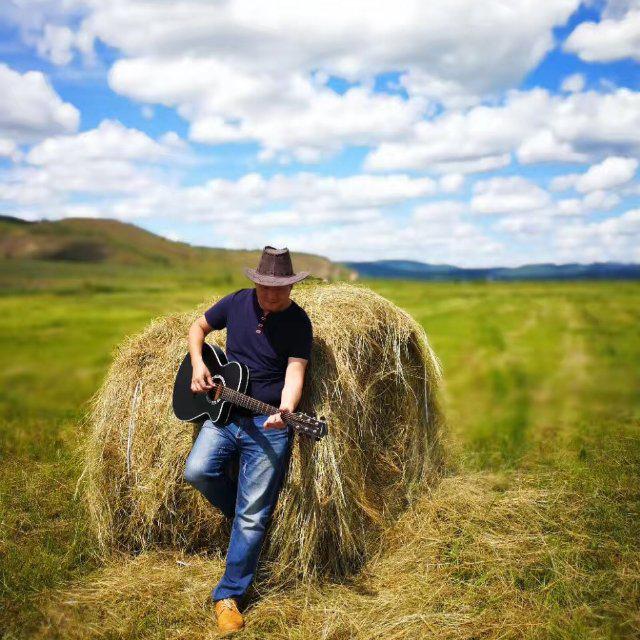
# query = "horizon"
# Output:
<box><xmin>3</xmin><ymin>211</ymin><xmax>640</xmax><ymax>271</ymax></box>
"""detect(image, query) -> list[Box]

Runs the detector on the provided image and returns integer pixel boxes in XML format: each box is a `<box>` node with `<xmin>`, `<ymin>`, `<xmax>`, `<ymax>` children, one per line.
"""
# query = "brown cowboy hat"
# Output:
<box><xmin>243</xmin><ymin>246</ymin><xmax>310</xmax><ymax>286</ymax></box>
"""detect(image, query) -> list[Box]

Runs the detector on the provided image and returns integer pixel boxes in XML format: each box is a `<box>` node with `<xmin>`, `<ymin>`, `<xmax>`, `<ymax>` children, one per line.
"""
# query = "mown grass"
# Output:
<box><xmin>0</xmin><ymin>263</ymin><xmax>638</xmax><ymax>638</ymax></box>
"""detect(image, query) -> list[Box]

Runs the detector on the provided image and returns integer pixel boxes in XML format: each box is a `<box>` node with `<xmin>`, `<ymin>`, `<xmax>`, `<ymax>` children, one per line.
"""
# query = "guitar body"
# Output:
<box><xmin>173</xmin><ymin>343</ymin><xmax>328</xmax><ymax>440</ymax></box>
<box><xmin>172</xmin><ymin>342</ymin><xmax>249</xmax><ymax>425</ymax></box>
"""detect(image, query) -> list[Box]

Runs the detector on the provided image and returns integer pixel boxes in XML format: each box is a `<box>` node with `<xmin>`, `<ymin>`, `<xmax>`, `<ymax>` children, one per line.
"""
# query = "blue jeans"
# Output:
<box><xmin>183</xmin><ymin>413</ymin><xmax>294</xmax><ymax>601</ymax></box>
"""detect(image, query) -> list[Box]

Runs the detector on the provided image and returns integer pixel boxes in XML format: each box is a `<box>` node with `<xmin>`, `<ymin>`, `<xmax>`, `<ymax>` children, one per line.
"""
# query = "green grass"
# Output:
<box><xmin>1</xmin><ymin>264</ymin><xmax>639</xmax><ymax>638</ymax></box>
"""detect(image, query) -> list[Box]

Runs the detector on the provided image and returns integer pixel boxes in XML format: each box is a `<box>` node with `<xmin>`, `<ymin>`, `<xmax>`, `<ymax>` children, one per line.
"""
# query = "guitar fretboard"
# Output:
<box><xmin>219</xmin><ymin>385</ymin><xmax>280</xmax><ymax>416</ymax></box>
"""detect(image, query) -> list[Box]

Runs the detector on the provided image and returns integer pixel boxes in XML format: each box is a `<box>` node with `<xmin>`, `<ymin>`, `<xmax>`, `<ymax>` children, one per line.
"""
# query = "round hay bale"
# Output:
<box><xmin>81</xmin><ymin>281</ymin><xmax>446</xmax><ymax>584</ymax></box>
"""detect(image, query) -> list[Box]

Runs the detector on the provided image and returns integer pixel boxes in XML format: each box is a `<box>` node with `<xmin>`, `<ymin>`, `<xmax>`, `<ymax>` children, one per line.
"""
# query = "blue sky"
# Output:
<box><xmin>0</xmin><ymin>0</ymin><xmax>639</xmax><ymax>266</ymax></box>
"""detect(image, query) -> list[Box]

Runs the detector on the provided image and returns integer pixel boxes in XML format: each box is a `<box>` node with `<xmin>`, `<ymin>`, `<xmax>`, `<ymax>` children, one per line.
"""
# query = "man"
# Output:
<box><xmin>183</xmin><ymin>246</ymin><xmax>312</xmax><ymax>634</ymax></box>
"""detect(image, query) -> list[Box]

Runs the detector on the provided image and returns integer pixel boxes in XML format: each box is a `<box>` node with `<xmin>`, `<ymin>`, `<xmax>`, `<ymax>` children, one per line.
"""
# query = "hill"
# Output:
<box><xmin>344</xmin><ymin>259</ymin><xmax>640</xmax><ymax>281</ymax></box>
<box><xmin>0</xmin><ymin>215</ymin><xmax>353</xmax><ymax>281</ymax></box>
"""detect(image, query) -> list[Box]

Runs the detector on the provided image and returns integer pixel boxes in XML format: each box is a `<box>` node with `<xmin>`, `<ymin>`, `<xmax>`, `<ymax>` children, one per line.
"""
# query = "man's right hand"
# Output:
<box><xmin>191</xmin><ymin>361</ymin><xmax>215</xmax><ymax>393</ymax></box>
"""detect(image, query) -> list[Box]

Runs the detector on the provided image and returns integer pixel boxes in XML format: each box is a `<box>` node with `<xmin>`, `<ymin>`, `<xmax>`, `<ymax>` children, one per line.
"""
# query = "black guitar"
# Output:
<box><xmin>172</xmin><ymin>343</ymin><xmax>327</xmax><ymax>441</ymax></box>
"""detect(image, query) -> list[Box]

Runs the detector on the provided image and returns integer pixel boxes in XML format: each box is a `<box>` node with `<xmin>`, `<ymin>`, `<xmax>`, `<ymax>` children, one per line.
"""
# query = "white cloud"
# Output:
<box><xmin>109</xmin><ymin>56</ymin><xmax>426</xmax><ymax>161</ymax></box>
<box><xmin>0</xmin><ymin>161</ymin><xmax>440</xmax><ymax>223</ymax></box>
<box><xmin>0</xmin><ymin>138</ymin><xmax>18</xmax><ymax>158</ymax></box>
<box><xmin>439</xmin><ymin>173</ymin><xmax>465</xmax><ymax>193</ymax></box>
<box><xmin>365</xmin><ymin>89</ymin><xmax>640</xmax><ymax>171</ymax></box>
<box><xmin>471</xmin><ymin>176</ymin><xmax>552</xmax><ymax>214</ymax></box>
<box><xmin>560</xmin><ymin>73</ymin><xmax>586</xmax><ymax>93</ymax></box>
<box><xmin>550</xmin><ymin>156</ymin><xmax>638</xmax><ymax>193</ymax></box>
<box><xmin>0</xmin><ymin>63</ymin><xmax>79</xmax><ymax>145</ymax></box>
<box><xmin>564</xmin><ymin>8</ymin><xmax>640</xmax><ymax>62</ymax></box>
<box><xmin>26</xmin><ymin>119</ymin><xmax>171</xmax><ymax>164</ymax></box>
<box><xmin>119</xmin><ymin>172</ymin><xmax>439</xmax><ymax>221</ymax></box>
<box><xmin>399</xmin><ymin>70</ymin><xmax>481</xmax><ymax>109</ymax></box>
<box><xmin>550</xmin><ymin>173</ymin><xmax>580</xmax><ymax>192</ymax></box>
<box><xmin>555</xmin><ymin>198</ymin><xmax>585</xmax><ymax>216</ymax></box>
<box><xmin>517</xmin><ymin>129</ymin><xmax>587</xmax><ymax>164</ymax></box>
<box><xmin>494</xmin><ymin>215</ymin><xmax>555</xmax><ymax>236</ymax></box>
<box><xmin>36</xmin><ymin>24</ymin><xmax>75</xmax><ymax>65</ymax></box>
<box><xmin>575</xmin><ymin>156</ymin><xmax>638</xmax><ymax>192</ymax></box>
<box><xmin>43</xmin><ymin>0</ymin><xmax>576</xmax><ymax>160</ymax></box>
<box><xmin>213</xmin><ymin>210</ymin><xmax>504</xmax><ymax>265</ymax></box>
<box><xmin>581</xmin><ymin>189</ymin><xmax>621</xmax><ymax>209</ymax></box>
<box><xmin>554</xmin><ymin>208</ymin><xmax>640</xmax><ymax>262</ymax></box>
<box><xmin>0</xmin><ymin>120</ymin><xmax>185</xmax><ymax>206</ymax></box>
<box><xmin>366</xmin><ymin>88</ymin><xmax>640</xmax><ymax>172</ymax></box>
<box><xmin>246</xmin><ymin>207</ymin><xmax>382</xmax><ymax>227</ymax></box>
<box><xmin>549</xmin><ymin>190</ymin><xmax>622</xmax><ymax>217</ymax></box>
<box><xmin>413</xmin><ymin>200</ymin><xmax>467</xmax><ymax>221</ymax></box>
<box><xmin>82</xmin><ymin>0</ymin><xmax>577</xmax><ymax>86</ymax></box>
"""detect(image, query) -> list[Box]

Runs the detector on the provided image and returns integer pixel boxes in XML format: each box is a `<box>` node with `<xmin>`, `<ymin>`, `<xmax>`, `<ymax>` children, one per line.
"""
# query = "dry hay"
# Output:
<box><xmin>37</xmin><ymin>471</ymin><xmax>604</xmax><ymax>640</ymax></box>
<box><xmin>80</xmin><ymin>281</ymin><xmax>446</xmax><ymax>585</ymax></box>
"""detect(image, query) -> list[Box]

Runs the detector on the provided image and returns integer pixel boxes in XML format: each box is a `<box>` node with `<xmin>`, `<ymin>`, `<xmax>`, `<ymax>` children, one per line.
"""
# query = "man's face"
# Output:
<box><xmin>255</xmin><ymin>283</ymin><xmax>293</xmax><ymax>312</ymax></box>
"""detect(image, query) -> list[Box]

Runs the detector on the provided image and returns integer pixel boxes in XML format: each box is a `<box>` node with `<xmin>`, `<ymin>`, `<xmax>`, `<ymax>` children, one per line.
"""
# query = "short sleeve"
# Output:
<box><xmin>203</xmin><ymin>291</ymin><xmax>236</xmax><ymax>330</ymax></box>
<box><xmin>288</xmin><ymin>314</ymin><xmax>313</xmax><ymax>360</ymax></box>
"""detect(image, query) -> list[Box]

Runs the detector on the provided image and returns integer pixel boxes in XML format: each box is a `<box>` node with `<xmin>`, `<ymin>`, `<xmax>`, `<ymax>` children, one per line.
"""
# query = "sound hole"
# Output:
<box><xmin>205</xmin><ymin>375</ymin><xmax>225</xmax><ymax>405</ymax></box>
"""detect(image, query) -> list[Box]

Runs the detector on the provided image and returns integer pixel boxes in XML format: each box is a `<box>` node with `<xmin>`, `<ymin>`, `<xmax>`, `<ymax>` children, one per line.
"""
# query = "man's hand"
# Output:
<box><xmin>264</xmin><ymin>407</ymin><xmax>292</xmax><ymax>429</ymax></box>
<box><xmin>191</xmin><ymin>360</ymin><xmax>214</xmax><ymax>393</ymax></box>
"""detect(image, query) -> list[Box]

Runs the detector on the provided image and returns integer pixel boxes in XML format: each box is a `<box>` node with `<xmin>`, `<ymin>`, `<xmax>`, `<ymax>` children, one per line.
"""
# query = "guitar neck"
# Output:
<box><xmin>219</xmin><ymin>385</ymin><xmax>280</xmax><ymax>416</ymax></box>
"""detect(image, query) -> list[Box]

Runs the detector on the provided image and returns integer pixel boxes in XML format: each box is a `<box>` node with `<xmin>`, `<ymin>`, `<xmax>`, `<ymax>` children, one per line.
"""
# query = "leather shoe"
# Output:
<box><xmin>214</xmin><ymin>597</ymin><xmax>244</xmax><ymax>635</ymax></box>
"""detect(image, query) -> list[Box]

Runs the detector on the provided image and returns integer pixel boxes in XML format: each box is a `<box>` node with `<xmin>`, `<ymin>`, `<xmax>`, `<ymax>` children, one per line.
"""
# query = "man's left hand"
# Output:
<box><xmin>264</xmin><ymin>408</ymin><xmax>292</xmax><ymax>429</ymax></box>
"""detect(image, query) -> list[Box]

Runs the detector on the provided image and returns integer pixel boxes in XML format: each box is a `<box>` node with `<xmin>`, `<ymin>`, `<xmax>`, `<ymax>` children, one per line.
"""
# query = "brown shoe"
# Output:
<box><xmin>214</xmin><ymin>597</ymin><xmax>244</xmax><ymax>635</ymax></box>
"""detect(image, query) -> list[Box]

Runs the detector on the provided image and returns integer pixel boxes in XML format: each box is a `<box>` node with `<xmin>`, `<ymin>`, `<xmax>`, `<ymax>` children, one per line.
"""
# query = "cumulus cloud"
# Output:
<box><xmin>413</xmin><ymin>200</ymin><xmax>467</xmax><ymax>221</ymax></box>
<box><xmin>575</xmin><ymin>156</ymin><xmax>638</xmax><ymax>192</ymax></box>
<box><xmin>109</xmin><ymin>57</ymin><xmax>425</xmax><ymax>161</ymax></box>
<box><xmin>0</xmin><ymin>120</ymin><xmax>185</xmax><ymax>206</ymax></box>
<box><xmin>213</xmin><ymin>209</ymin><xmax>504</xmax><ymax>265</ymax></box>
<box><xmin>80</xmin><ymin>1</ymin><xmax>577</xmax><ymax>85</ymax></box>
<box><xmin>35</xmin><ymin>24</ymin><xmax>75</xmax><ymax>65</ymax></box>
<box><xmin>26</xmin><ymin>119</ymin><xmax>171</xmax><ymax>164</ymax></box>
<box><xmin>517</xmin><ymin>129</ymin><xmax>587</xmax><ymax>164</ymax></box>
<box><xmin>554</xmin><ymin>208</ymin><xmax>640</xmax><ymax>262</ymax></box>
<box><xmin>439</xmin><ymin>173</ymin><xmax>465</xmax><ymax>193</ymax></box>
<box><xmin>581</xmin><ymin>189</ymin><xmax>621</xmax><ymax>210</ymax></box>
<box><xmin>116</xmin><ymin>172</ymin><xmax>439</xmax><ymax>222</ymax></box>
<box><xmin>560</xmin><ymin>73</ymin><xmax>586</xmax><ymax>93</ymax></box>
<box><xmin>0</xmin><ymin>155</ymin><xmax>442</xmax><ymax>223</ymax></box>
<box><xmin>550</xmin><ymin>156</ymin><xmax>638</xmax><ymax>193</ymax></box>
<box><xmin>26</xmin><ymin>0</ymin><xmax>570</xmax><ymax>160</ymax></box>
<box><xmin>564</xmin><ymin>5</ymin><xmax>640</xmax><ymax>62</ymax></box>
<box><xmin>493</xmin><ymin>215</ymin><xmax>556</xmax><ymax>236</ymax></box>
<box><xmin>0</xmin><ymin>63</ymin><xmax>79</xmax><ymax>145</ymax></box>
<box><xmin>366</xmin><ymin>88</ymin><xmax>640</xmax><ymax>172</ymax></box>
<box><xmin>0</xmin><ymin>138</ymin><xmax>18</xmax><ymax>159</ymax></box>
<box><xmin>471</xmin><ymin>176</ymin><xmax>552</xmax><ymax>215</ymax></box>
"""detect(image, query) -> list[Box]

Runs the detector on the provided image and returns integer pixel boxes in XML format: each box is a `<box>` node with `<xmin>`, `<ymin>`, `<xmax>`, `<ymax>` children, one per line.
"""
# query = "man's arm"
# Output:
<box><xmin>188</xmin><ymin>315</ymin><xmax>215</xmax><ymax>393</ymax></box>
<box><xmin>264</xmin><ymin>357</ymin><xmax>308</xmax><ymax>429</ymax></box>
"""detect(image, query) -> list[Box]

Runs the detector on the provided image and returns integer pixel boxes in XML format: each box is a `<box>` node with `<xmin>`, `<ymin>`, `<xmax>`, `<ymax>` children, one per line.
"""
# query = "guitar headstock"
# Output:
<box><xmin>285</xmin><ymin>411</ymin><xmax>328</xmax><ymax>440</ymax></box>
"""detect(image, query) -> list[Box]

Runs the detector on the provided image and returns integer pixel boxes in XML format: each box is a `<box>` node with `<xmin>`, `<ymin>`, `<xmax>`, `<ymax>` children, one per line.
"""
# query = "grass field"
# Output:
<box><xmin>1</xmin><ymin>260</ymin><xmax>638</xmax><ymax>639</ymax></box>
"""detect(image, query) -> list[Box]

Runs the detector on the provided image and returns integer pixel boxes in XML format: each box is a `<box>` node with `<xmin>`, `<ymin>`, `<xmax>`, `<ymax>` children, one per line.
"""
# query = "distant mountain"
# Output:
<box><xmin>342</xmin><ymin>259</ymin><xmax>640</xmax><ymax>281</ymax></box>
<box><xmin>0</xmin><ymin>215</ymin><xmax>354</xmax><ymax>281</ymax></box>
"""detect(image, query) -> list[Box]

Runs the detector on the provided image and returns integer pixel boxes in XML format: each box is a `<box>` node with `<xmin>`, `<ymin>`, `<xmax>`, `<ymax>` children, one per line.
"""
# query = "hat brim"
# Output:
<box><xmin>243</xmin><ymin>267</ymin><xmax>310</xmax><ymax>286</ymax></box>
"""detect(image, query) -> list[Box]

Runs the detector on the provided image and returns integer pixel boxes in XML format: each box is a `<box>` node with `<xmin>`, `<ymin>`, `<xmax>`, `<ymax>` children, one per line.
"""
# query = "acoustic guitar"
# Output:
<box><xmin>172</xmin><ymin>342</ymin><xmax>327</xmax><ymax>441</ymax></box>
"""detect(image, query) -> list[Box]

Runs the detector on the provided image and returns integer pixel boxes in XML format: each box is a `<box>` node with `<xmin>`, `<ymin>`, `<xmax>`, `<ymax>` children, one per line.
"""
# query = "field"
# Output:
<box><xmin>1</xmin><ymin>259</ymin><xmax>639</xmax><ymax>639</ymax></box>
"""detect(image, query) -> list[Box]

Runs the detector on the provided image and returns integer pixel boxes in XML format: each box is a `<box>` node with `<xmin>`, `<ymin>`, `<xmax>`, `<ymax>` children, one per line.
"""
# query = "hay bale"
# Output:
<box><xmin>81</xmin><ymin>281</ymin><xmax>446</xmax><ymax>584</ymax></box>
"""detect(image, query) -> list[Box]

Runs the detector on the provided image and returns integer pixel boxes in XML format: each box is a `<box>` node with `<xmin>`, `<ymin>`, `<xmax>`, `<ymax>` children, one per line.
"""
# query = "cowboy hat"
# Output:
<box><xmin>243</xmin><ymin>246</ymin><xmax>309</xmax><ymax>286</ymax></box>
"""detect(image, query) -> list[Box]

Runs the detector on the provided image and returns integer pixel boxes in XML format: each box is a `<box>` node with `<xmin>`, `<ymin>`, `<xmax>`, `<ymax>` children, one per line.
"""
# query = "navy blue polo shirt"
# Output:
<box><xmin>203</xmin><ymin>287</ymin><xmax>312</xmax><ymax>408</ymax></box>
